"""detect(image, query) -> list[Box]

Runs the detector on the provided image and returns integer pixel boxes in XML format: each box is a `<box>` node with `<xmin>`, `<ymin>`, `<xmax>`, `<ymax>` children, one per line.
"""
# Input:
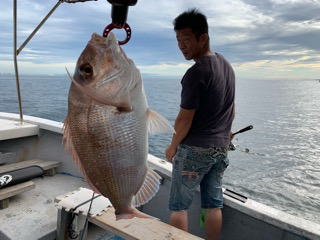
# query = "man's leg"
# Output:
<box><xmin>205</xmin><ymin>208</ymin><xmax>222</xmax><ymax>240</ymax></box>
<box><xmin>170</xmin><ymin>211</ymin><xmax>188</xmax><ymax>232</ymax></box>
<box><xmin>201</xmin><ymin>151</ymin><xmax>228</xmax><ymax>240</ymax></box>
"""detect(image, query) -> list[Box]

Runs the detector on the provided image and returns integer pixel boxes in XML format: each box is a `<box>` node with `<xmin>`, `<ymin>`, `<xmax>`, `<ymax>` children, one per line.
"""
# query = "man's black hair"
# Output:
<box><xmin>173</xmin><ymin>8</ymin><xmax>209</xmax><ymax>40</ymax></box>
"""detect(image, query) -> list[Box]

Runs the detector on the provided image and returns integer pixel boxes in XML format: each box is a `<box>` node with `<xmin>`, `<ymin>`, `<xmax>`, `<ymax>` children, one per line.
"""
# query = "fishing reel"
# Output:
<box><xmin>229</xmin><ymin>125</ymin><xmax>253</xmax><ymax>152</ymax></box>
<box><xmin>104</xmin><ymin>0</ymin><xmax>138</xmax><ymax>45</ymax></box>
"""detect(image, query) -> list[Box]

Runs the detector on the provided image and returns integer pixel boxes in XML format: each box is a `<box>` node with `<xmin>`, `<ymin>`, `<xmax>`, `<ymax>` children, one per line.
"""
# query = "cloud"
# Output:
<box><xmin>0</xmin><ymin>0</ymin><xmax>319</xmax><ymax>79</ymax></box>
<box><xmin>0</xmin><ymin>59</ymin><xmax>76</xmax><ymax>75</ymax></box>
<box><xmin>138</xmin><ymin>62</ymin><xmax>192</xmax><ymax>77</ymax></box>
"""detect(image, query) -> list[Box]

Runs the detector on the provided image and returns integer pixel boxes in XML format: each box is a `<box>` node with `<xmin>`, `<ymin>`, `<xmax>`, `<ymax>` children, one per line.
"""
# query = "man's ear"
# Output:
<box><xmin>200</xmin><ymin>33</ymin><xmax>209</xmax><ymax>45</ymax></box>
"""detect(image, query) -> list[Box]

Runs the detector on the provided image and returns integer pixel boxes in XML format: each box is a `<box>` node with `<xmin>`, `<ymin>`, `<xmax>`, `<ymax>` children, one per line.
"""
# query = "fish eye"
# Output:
<box><xmin>80</xmin><ymin>64</ymin><xmax>93</xmax><ymax>77</ymax></box>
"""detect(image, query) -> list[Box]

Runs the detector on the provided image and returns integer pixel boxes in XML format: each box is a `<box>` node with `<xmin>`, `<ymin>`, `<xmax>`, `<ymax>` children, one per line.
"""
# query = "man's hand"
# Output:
<box><xmin>165</xmin><ymin>145</ymin><xmax>177</xmax><ymax>163</ymax></box>
<box><xmin>230</xmin><ymin>131</ymin><xmax>234</xmax><ymax>141</ymax></box>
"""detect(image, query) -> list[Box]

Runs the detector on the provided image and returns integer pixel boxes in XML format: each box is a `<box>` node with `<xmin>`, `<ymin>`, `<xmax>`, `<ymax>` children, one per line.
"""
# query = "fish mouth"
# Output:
<box><xmin>91</xmin><ymin>32</ymin><xmax>130</xmax><ymax>63</ymax></box>
<box><xmin>89</xmin><ymin>33</ymin><xmax>130</xmax><ymax>89</ymax></box>
<box><xmin>90</xmin><ymin>32</ymin><xmax>117</xmax><ymax>49</ymax></box>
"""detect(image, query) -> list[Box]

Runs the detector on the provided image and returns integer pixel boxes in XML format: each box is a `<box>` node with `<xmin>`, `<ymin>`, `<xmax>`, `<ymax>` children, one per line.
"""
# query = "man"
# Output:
<box><xmin>165</xmin><ymin>9</ymin><xmax>235</xmax><ymax>240</ymax></box>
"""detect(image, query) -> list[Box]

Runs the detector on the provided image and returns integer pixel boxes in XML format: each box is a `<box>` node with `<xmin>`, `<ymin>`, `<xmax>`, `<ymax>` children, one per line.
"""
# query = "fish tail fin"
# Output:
<box><xmin>116</xmin><ymin>209</ymin><xmax>159</xmax><ymax>221</ymax></box>
<box><xmin>147</xmin><ymin>109</ymin><xmax>175</xmax><ymax>134</ymax></box>
<box><xmin>132</xmin><ymin>168</ymin><xmax>162</xmax><ymax>207</ymax></box>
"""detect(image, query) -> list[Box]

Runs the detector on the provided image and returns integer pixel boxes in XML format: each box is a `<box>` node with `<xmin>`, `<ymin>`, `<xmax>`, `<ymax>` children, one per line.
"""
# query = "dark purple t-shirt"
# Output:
<box><xmin>180</xmin><ymin>53</ymin><xmax>235</xmax><ymax>148</ymax></box>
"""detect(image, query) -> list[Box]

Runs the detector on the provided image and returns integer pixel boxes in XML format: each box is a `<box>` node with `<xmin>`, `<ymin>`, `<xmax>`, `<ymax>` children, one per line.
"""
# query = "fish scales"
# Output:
<box><xmin>68</xmin><ymin>92</ymin><xmax>147</xmax><ymax>208</ymax></box>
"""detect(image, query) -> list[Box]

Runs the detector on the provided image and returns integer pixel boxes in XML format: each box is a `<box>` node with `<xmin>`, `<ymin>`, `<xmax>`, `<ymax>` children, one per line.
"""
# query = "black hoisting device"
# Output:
<box><xmin>104</xmin><ymin>0</ymin><xmax>138</xmax><ymax>45</ymax></box>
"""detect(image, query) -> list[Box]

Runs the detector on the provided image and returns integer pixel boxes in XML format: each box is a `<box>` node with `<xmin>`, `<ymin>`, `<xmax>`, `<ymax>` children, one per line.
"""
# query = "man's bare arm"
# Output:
<box><xmin>165</xmin><ymin>108</ymin><xmax>195</xmax><ymax>162</ymax></box>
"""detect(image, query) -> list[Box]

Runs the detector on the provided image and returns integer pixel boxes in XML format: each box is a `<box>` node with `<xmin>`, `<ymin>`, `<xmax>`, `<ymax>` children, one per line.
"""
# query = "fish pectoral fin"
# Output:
<box><xmin>132</xmin><ymin>169</ymin><xmax>162</xmax><ymax>207</ymax></box>
<box><xmin>66</xmin><ymin>67</ymin><xmax>132</xmax><ymax>110</ymax></box>
<box><xmin>115</xmin><ymin>94</ymin><xmax>132</xmax><ymax>112</ymax></box>
<box><xmin>147</xmin><ymin>109</ymin><xmax>175</xmax><ymax>134</ymax></box>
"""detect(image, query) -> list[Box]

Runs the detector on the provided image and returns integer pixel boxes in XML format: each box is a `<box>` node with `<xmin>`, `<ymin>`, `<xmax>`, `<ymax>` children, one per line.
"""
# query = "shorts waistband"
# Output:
<box><xmin>179</xmin><ymin>144</ymin><xmax>228</xmax><ymax>157</ymax></box>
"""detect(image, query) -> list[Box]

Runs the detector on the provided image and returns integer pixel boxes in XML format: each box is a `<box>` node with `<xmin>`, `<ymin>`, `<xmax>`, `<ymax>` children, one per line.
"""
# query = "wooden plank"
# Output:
<box><xmin>0</xmin><ymin>159</ymin><xmax>60</xmax><ymax>174</ymax></box>
<box><xmin>55</xmin><ymin>188</ymin><xmax>203</xmax><ymax>240</ymax></box>
<box><xmin>0</xmin><ymin>181</ymin><xmax>35</xmax><ymax>201</ymax></box>
<box><xmin>90</xmin><ymin>207</ymin><xmax>203</xmax><ymax>240</ymax></box>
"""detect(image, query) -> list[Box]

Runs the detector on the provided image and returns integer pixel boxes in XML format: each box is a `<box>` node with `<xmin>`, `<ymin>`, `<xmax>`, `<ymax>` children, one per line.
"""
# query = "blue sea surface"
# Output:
<box><xmin>0</xmin><ymin>74</ymin><xmax>319</xmax><ymax>224</ymax></box>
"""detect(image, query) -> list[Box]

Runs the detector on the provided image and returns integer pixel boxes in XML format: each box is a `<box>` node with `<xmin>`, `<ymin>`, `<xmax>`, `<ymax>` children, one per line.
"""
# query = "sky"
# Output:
<box><xmin>0</xmin><ymin>0</ymin><xmax>319</xmax><ymax>80</ymax></box>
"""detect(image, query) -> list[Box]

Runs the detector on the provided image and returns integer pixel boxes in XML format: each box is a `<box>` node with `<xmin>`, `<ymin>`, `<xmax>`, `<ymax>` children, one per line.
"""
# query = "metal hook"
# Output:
<box><xmin>103</xmin><ymin>22</ymin><xmax>131</xmax><ymax>45</ymax></box>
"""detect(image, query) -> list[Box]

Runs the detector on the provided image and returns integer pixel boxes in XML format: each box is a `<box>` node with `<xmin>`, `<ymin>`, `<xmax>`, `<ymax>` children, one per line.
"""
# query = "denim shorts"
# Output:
<box><xmin>169</xmin><ymin>144</ymin><xmax>229</xmax><ymax>211</ymax></box>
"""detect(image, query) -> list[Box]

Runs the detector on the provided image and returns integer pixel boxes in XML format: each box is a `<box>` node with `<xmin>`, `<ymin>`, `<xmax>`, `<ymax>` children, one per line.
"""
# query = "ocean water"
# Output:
<box><xmin>0</xmin><ymin>74</ymin><xmax>319</xmax><ymax>224</ymax></box>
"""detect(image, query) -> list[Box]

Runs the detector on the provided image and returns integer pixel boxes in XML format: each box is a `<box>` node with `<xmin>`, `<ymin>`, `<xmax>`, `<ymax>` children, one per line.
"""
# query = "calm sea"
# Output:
<box><xmin>0</xmin><ymin>74</ymin><xmax>319</xmax><ymax>224</ymax></box>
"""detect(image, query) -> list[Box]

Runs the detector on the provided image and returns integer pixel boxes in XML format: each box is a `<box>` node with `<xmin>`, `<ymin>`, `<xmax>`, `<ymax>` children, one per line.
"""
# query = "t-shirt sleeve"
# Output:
<box><xmin>180</xmin><ymin>68</ymin><xmax>204</xmax><ymax>110</ymax></box>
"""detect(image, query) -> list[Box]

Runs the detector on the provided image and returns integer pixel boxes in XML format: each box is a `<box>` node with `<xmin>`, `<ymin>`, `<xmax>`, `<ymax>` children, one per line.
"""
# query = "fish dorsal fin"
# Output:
<box><xmin>66</xmin><ymin>67</ymin><xmax>131</xmax><ymax>111</ymax></box>
<box><xmin>132</xmin><ymin>169</ymin><xmax>162</xmax><ymax>207</ymax></box>
<box><xmin>147</xmin><ymin>109</ymin><xmax>175</xmax><ymax>134</ymax></box>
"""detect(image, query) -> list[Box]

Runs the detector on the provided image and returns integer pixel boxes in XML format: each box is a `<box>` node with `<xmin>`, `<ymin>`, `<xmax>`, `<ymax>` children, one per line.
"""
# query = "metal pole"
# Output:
<box><xmin>13</xmin><ymin>0</ymin><xmax>23</xmax><ymax>123</ymax></box>
<box><xmin>12</xmin><ymin>0</ymin><xmax>92</xmax><ymax>123</ymax></box>
<box><xmin>17</xmin><ymin>0</ymin><xmax>62</xmax><ymax>55</ymax></box>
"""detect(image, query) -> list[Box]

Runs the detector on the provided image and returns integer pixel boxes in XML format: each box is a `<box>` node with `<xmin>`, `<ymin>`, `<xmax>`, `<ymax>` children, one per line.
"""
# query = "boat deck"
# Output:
<box><xmin>0</xmin><ymin>173</ymin><xmax>108</xmax><ymax>240</ymax></box>
<box><xmin>0</xmin><ymin>173</ymin><xmax>202</xmax><ymax>240</ymax></box>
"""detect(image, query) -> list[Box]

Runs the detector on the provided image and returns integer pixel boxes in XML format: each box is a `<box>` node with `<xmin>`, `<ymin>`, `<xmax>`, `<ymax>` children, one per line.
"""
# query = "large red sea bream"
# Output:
<box><xmin>63</xmin><ymin>32</ymin><xmax>173</xmax><ymax>220</ymax></box>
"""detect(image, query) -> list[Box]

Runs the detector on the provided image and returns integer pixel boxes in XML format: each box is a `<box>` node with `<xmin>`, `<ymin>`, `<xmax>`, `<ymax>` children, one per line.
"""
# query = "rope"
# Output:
<box><xmin>66</xmin><ymin>192</ymin><xmax>100</xmax><ymax>239</ymax></box>
<box><xmin>80</xmin><ymin>191</ymin><xmax>96</xmax><ymax>240</ymax></box>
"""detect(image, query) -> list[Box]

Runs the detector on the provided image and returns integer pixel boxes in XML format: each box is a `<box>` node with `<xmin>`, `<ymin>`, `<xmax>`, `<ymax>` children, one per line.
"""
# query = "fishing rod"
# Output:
<box><xmin>232</xmin><ymin>125</ymin><xmax>253</xmax><ymax>136</ymax></box>
<box><xmin>229</xmin><ymin>125</ymin><xmax>253</xmax><ymax>151</ymax></box>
